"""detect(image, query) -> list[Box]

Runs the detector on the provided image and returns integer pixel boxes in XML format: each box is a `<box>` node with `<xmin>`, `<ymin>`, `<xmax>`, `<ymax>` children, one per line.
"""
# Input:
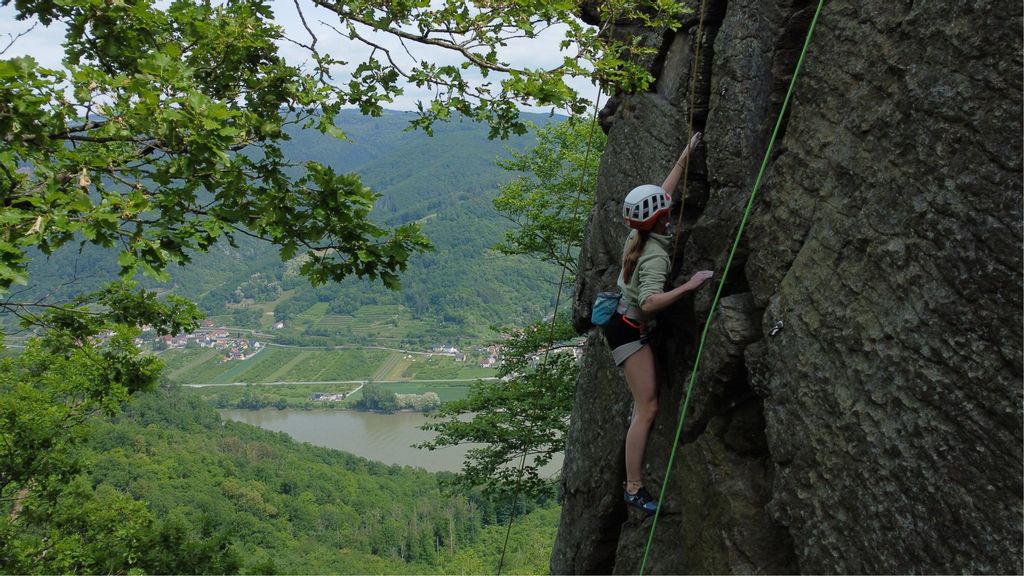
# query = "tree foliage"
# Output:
<box><xmin>1</xmin><ymin>479</ymin><xmax>240</xmax><ymax>575</ymax></box>
<box><xmin>418</xmin><ymin>117</ymin><xmax>601</xmax><ymax>498</ymax></box>
<box><xmin>2</xmin><ymin>0</ymin><xmax>691</xmax><ymax>294</ymax></box>
<box><xmin>1</xmin><ymin>0</ymin><xmax>431</xmax><ymax>293</ymax></box>
<box><xmin>0</xmin><ymin>282</ymin><xmax>215</xmax><ymax>572</ymax></box>
<box><xmin>493</xmin><ymin>117</ymin><xmax>606</xmax><ymax>277</ymax></box>
<box><xmin>419</xmin><ymin>316</ymin><xmax>578</xmax><ymax>498</ymax></box>
<box><xmin>354</xmin><ymin>383</ymin><xmax>400</xmax><ymax>413</ymax></box>
<box><xmin>301</xmin><ymin>0</ymin><xmax>691</xmax><ymax>137</ymax></box>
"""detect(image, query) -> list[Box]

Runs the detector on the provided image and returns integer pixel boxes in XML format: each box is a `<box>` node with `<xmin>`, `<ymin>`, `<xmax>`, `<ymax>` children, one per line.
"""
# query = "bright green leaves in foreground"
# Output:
<box><xmin>1</xmin><ymin>0</ymin><xmax>431</xmax><ymax>294</ymax></box>
<box><xmin>493</xmin><ymin>117</ymin><xmax>606</xmax><ymax>277</ymax></box>
<box><xmin>0</xmin><ymin>281</ymin><xmax>222</xmax><ymax>573</ymax></box>
<box><xmin>419</xmin><ymin>118</ymin><xmax>600</xmax><ymax>498</ymax></box>
<box><xmin>1</xmin><ymin>0</ymin><xmax>693</xmax><ymax>292</ymax></box>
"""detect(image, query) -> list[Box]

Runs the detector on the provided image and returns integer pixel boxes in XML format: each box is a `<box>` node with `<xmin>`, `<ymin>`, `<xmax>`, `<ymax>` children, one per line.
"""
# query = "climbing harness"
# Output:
<box><xmin>639</xmin><ymin>2</ymin><xmax>825</xmax><ymax>574</ymax></box>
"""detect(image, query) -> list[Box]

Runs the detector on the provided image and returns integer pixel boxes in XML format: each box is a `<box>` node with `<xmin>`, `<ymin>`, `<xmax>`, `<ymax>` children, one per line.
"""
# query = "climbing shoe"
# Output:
<box><xmin>623</xmin><ymin>486</ymin><xmax>658</xmax><ymax>515</ymax></box>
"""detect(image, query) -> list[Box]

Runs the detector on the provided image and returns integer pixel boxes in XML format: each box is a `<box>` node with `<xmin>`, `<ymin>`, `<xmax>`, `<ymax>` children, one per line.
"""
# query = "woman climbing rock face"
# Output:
<box><xmin>604</xmin><ymin>131</ymin><xmax>714</xmax><ymax>515</ymax></box>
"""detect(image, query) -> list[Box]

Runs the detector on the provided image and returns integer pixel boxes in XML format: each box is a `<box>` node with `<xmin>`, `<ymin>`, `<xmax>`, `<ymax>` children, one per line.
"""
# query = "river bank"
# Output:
<box><xmin>185</xmin><ymin>379</ymin><xmax>476</xmax><ymax>411</ymax></box>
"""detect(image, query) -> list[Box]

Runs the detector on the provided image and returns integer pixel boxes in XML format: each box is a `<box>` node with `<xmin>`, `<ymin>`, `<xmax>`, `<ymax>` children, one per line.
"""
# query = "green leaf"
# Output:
<box><xmin>324</xmin><ymin>123</ymin><xmax>347</xmax><ymax>140</ymax></box>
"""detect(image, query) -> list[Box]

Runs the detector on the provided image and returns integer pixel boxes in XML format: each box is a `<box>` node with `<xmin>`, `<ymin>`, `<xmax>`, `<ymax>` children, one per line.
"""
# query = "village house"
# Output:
<box><xmin>479</xmin><ymin>344</ymin><xmax>502</xmax><ymax>368</ymax></box>
<box><xmin>310</xmin><ymin>392</ymin><xmax>347</xmax><ymax>402</ymax></box>
<box><xmin>144</xmin><ymin>323</ymin><xmax>264</xmax><ymax>363</ymax></box>
<box><xmin>430</xmin><ymin>344</ymin><xmax>461</xmax><ymax>355</ymax></box>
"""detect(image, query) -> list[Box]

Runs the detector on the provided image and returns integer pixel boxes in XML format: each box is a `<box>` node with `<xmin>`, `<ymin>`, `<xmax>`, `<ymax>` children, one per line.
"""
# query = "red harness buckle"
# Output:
<box><xmin>621</xmin><ymin>314</ymin><xmax>644</xmax><ymax>330</ymax></box>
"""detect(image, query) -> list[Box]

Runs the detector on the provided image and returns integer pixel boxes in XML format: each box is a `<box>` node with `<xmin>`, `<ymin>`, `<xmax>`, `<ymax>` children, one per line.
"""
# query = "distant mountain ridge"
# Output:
<box><xmin>280</xmin><ymin>109</ymin><xmax>560</xmax><ymax>226</ymax></box>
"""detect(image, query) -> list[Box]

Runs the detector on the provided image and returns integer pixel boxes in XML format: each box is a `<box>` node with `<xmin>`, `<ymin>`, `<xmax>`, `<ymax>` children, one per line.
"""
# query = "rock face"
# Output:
<box><xmin>553</xmin><ymin>1</ymin><xmax>1022</xmax><ymax>574</ymax></box>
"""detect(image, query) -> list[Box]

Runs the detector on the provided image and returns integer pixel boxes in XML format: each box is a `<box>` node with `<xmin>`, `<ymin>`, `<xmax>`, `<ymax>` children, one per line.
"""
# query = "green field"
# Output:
<box><xmin>160</xmin><ymin>347</ymin><xmax>392</xmax><ymax>385</ymax></box>
<box><xmin>185</xmin><ymin>382</ymin><xmax>362</xmax><ymax>409</ymax></box>
<box><xmin>295</xmin><ymin>302</ymin><xmax>331</xmax><ymax>326</ymax></box>
<box><xmin>346</xmin><ymin>381</ymin><xmax>472</xmax><ymax>404</ymax></box>
<box><xmin>401</xmin><ymin>355</ymin><xmax>493</xmax><ymax>380</ymax></box>
<box><xmin>160</xmin><ymin>346</ymin><xmax>496</xmax><ymax>387</ymax></box>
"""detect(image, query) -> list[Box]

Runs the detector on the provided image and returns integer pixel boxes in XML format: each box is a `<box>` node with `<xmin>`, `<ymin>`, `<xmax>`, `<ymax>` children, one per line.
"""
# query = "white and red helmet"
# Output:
<box><xmin>622</xmin><ymin>184</ymin><xmax>671</xmax><ymax>230</ymax></box>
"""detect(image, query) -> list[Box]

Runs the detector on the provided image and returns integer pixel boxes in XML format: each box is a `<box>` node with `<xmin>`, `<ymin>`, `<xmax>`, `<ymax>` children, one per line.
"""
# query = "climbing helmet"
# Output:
<box><xmin>622</xmin><ymin>184</ymin><xmax>671</xmax><ymax>230</ymax></box>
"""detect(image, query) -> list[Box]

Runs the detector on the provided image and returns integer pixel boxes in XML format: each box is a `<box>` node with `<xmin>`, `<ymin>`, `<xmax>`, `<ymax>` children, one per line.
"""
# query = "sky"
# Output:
<box><xmin>0</xmin><ymin>0</ymin><xmax>600</xmax><ymax>115</ymax></box>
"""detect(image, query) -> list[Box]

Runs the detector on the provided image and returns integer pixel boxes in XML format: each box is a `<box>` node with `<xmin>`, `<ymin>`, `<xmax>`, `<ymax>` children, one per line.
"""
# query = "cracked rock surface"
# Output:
<box><xmin>553</xmin><ymin>1</ymin><xmax>1022</xmax><ymax>573</ymax></box>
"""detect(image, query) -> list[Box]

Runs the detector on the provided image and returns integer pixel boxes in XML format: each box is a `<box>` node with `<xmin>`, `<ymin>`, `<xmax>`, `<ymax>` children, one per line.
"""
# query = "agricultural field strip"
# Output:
<box><xmin>209</xmin><ymin>352</ymin><xmax>265</xmax><ymax>384</ymax></box>
<box><xmin>316</xmin><ymin>315</ymin><xmax>352</xmax><ymax>326</ymax></box>
<box><xmin>183</xmin><ymin>377</ymin><xmax>497</xmax><ymax>387</ymax></box>
<box><xmin>264</xmin><ymin>350</ymin><xmax>314</xmax><ymax>382</ymax></box>
<box><xmin>382</xmin><ymin>356</ymin><xmax>414</xmax><ymax>380</ymax></box>
<box><xmin>371</xmin><ymin>353</ymin><xmax>403</xmax><ymax>381</ymax></box>
<box><xmin>165</xmin><ymin>349</ymin><xmax>221</xmax><ymax>379</ymax></box>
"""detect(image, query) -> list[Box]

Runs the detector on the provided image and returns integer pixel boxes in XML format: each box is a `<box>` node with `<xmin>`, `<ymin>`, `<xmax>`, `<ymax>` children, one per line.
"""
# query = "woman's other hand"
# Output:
<box><xmin>685</xmin><ymin>270</ymin><xmax>713</xmax><ymax>290</ymax></box>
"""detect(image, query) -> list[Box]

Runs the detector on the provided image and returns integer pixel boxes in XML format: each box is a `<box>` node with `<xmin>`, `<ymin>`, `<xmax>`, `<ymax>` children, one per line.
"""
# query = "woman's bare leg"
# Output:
<box><xmin>621</xmin><ymin>344</ymin><xmax>658</xmax><ymax>492</ymax></box>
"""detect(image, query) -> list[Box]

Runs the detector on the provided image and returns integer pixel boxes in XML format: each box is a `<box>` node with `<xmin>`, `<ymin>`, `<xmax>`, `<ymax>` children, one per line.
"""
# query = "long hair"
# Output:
<box><xmin>621</xmin><ymin>231</ymin><xmax>649</xmax><ymax>284</ymax></box>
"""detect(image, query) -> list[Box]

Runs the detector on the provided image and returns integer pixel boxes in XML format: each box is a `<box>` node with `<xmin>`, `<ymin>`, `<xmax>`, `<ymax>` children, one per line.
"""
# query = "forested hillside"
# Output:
<box><xmin>4</xmin><ymin>387</ymin><xmax>555</xmax><ymax>573</ymax></box>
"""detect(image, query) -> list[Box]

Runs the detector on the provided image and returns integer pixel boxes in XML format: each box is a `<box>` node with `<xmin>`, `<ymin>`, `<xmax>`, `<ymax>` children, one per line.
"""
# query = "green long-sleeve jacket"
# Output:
<box><xmin>616</xmin><ymin>230</ymin><xmax>673</xmax><ymax>320</ymax></box>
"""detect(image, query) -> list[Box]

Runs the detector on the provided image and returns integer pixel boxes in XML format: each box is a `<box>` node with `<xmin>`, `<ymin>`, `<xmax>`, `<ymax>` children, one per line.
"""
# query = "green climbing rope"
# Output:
<box><xmin>639</xmin><ymin>1</ymin><xmax>825</xmax><ymax>573</ymax></box>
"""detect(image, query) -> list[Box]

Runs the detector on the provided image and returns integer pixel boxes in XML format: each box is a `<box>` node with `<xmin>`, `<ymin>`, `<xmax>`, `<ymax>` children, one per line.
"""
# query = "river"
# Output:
<box><xmin>220</xmin><ymin>408</ymin><xmax>563</xmax><ymax>475</ymax></box>
<box><xmin>220</xmin><ymin>409</ymin><xmax>465</xmax><ymax>472</ymax></box>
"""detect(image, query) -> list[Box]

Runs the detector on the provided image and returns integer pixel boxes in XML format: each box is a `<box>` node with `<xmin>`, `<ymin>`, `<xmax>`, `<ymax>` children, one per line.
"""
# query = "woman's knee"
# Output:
<box><xmin>634</xmin><ymin>397</ymin><xmax>658</xmax><ymax>422</ymax></box>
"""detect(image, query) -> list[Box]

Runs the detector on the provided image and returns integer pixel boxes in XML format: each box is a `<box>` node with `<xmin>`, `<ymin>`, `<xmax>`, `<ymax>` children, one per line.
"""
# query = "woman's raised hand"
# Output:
<box><xmin>688</xmin><ymin>131</ymin><xmax>703</xmax><ymax>151</ymax></box>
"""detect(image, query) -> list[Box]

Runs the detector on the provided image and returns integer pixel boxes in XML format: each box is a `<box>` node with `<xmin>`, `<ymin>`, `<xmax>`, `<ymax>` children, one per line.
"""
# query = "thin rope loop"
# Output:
<box><xmin>670</xmin><ymin>0</ymin><xmax>710</xmax><ymax>267</ymax></box>
<box><xmin>639</xmin><ymin>1</ymin><xmax>825</xmax><ymax>573</ymax></box>
<box><xmin>496</xmin><ymin>88</ymin><xmax>605</xmax><ymax>576</ymax></box>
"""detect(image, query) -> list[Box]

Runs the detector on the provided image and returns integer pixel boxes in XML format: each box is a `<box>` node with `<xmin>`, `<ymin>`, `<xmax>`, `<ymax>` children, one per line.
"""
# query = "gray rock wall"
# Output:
<box><xmin>553</xmin><ymin>0</ymin><xmax>1022</xmax><ymax>573</ymax></box>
